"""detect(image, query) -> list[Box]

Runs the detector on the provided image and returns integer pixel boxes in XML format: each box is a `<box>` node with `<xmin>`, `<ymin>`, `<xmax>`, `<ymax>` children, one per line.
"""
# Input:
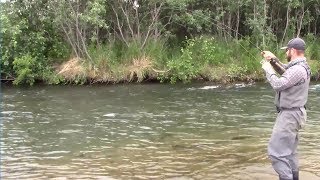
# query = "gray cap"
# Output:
<box><xmin>281</xmin><ymin>37</ymin><xmax>306</xmax><ymax>50</ymax></box>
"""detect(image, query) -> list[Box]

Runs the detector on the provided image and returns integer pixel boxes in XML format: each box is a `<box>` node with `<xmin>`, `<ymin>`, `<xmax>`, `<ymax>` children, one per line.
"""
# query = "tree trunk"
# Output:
<box><xmin>296</xmin><ymin>1</ymin><xmax>305</xmax><ymax>37</ymax></box>
<box><xmin>236</xmin><ymin>1</ymin><xmax>240</xmax><ymax>40</ymax></box>
<box><xmin>315</xmin><ymin>18</ymin><xmax>318</xmax><ymax>35</ymax></box>
<box><xmin>262</xmin><ymin>0</ymin><xmax>267</xmax><ymax>47</ymax></box>
<box><xmin>281</xmin><ymin>5</ymin><xmax>291</xmax><ymax>45</ymax></box>
<box><xmin>228</xmin><ymin>10</ymin><xmax>232</xmax><ymax>39</ymax></box>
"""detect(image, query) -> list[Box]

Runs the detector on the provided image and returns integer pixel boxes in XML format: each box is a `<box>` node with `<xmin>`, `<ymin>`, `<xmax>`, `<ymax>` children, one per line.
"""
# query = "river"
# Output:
<box><xmin>1</xmin><ymin>82</ymin><xmax>320</xmax><ymax>179</ymax></box>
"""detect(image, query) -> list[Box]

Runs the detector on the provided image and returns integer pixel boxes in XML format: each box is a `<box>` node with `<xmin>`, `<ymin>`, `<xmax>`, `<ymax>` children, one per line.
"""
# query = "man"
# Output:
<box><xmin>261</xmin><ymin>37</ymin><xmax>311</xmax><ymax>180</ymax></box>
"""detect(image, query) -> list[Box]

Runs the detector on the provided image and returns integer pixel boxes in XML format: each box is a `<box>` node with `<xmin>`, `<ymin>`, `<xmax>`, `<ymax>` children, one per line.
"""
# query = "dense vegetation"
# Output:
<box><xmin>1</xmin><ymin>0</ymin><xmax>320</xmax><ymax>85</ymax></box>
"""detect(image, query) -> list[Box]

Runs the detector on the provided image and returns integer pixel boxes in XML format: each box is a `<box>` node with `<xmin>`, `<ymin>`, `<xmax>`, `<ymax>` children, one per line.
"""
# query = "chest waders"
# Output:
<box><xmin>268</xmin><ymin>60</ymin><xmax>310</xmax><ymax>180</ymax></box>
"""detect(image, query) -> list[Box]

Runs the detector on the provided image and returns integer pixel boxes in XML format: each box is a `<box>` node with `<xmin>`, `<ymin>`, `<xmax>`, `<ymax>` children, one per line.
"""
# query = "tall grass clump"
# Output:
<box><xmin>54</xmin><ymin>35</ymin><xmax>320</xmax><ymax>84</ymax></box>
<box><xmin>82</xmin><ymin>39</ymin><xmax>171</xmax><ymax>83</ymax></box>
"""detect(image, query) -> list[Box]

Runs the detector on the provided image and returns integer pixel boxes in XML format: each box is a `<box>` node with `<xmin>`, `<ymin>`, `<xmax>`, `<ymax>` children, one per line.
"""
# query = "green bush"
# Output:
<box><xmin>12</xmin><ymin>54</ymin><xmax>37</xmax><ymax>85</ymax></box>
<box><xmin>161</xmin><ymin>36</ymin><xmax>262</xmax><ymax>83</ymax></box>
<box><xmin>305</xmin><ymin>33</ymin><xmax>320</xmax><ymax>61</ymax></box>
<box><xmin>166</xmin><ymin>47</ymin><xmax>199</xmax><ymax>83</ymax></box>
<box><xmin>181</xmin><ymin>36</ymin><xmax>233</xmax><ymax>65</ymax></box>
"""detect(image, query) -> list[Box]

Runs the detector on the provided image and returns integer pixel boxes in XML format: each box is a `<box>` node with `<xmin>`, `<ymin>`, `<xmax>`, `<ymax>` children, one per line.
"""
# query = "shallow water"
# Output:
<box><xmin>1</xmin><ymin>82</ymin><xmax>320</xmax><ymax>179</ymax></box>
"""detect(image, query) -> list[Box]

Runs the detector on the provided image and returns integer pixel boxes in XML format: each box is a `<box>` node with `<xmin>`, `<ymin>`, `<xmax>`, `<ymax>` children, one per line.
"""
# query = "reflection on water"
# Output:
<box><xmin>1</xmin><ymin>83</ymin><xmax>320</xmax><ymax>179</ymax></box>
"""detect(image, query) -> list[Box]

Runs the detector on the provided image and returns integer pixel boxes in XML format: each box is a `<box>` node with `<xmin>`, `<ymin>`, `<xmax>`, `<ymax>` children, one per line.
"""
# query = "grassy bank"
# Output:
<box><xmin>3</xmin><ymin>0</ymin><xmax>320</xmax><ymax>86</ymax></box>
<box><xmin>54</xmin><ymin>36</ymin><xmax>320</xmax><ymax>85</ymax></box>
<box><xmin>7</xmin><ymin>36</ymin><xmax>320</xmax><ymax>85</ymax></box>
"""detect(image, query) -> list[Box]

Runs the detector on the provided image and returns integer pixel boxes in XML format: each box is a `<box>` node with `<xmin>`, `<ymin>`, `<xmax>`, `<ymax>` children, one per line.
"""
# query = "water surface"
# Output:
<box><xmin>1</xmin><ymin>83</ymin><xmax>320</xmax><ymax>179</ymax></box>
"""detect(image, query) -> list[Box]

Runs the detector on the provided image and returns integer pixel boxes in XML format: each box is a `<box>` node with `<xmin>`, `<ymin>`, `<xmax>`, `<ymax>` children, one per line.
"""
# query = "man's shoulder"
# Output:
<box><xmin>284</xmin><ymin>63</ymin><xmax>309</xmax><ymax>78</ymax></box>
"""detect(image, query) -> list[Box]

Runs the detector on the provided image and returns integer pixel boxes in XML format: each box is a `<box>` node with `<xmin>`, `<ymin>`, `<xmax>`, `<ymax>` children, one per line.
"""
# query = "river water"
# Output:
<box><xmin>1</xmin><ymin>83</ymin><xmax>320</xmax><ymax>179</ymax></box>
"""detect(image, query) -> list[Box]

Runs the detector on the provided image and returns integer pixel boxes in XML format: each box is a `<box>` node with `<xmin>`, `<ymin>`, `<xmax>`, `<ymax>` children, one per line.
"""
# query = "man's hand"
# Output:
<box><xmin>261</xmin><ymin>61</ymin><xmax>274</xmax><ymax>72</ymax></box>
<box><xmin>261</xmin><ymin>51</ymin><xmax>276</xmax><ymax>61</ymax></box>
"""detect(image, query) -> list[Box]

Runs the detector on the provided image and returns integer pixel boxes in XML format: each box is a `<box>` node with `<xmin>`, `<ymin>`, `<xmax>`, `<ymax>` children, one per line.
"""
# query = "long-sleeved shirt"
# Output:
<box><xmin>264</xmin><ymin>57</ymin><xmax>311</xmax><ymax>109</ymax></box>
<box><xmin>264</xmin><ymin>58</ymin><xmax>309</xmax><ymax>92</ymax></box>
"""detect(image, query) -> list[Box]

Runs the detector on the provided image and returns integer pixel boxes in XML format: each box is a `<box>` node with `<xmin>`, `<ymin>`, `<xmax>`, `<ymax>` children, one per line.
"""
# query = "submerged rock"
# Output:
<box><xmin>231</xmin><ymin>135</ymin><xmax>253</xmax><ymax>140</ymax></box>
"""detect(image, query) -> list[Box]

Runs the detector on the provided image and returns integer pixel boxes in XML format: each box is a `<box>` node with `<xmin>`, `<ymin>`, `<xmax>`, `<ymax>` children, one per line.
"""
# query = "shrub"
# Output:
<box><xmin>12</xmin><ymin>54</ymin><xmax>37</xmax><ymax>85</ymax></box>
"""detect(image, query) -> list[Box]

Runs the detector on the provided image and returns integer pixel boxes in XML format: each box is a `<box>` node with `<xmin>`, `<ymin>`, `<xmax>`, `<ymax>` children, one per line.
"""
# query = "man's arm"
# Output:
<box><xmin>264</xmin><ymin>65</ymin><xmax>305</xmax><ymax>91</ymax></box>
<box><xmin>269</xmin><ymin>58</ymin><xmax>286</xmax><ymax>75</ymax></box>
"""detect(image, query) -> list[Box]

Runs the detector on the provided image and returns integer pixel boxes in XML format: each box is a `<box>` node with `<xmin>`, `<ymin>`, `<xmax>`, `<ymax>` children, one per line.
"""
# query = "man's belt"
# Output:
<box><xmin>276</xmin><ymin>106</ymin><xmax>306</xmax><ymax>113</ymax></box>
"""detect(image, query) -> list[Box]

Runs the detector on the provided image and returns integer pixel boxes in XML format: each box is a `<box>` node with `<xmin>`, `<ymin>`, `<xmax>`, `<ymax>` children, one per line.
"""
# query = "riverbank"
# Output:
<box><xmin>2</xmin><ymin>37</ymin><xmax>320</xmax><ymax>86</ymax></box>
<box><xmin>2</xmin><ymin>60</ymin><xmax>319</xmax><ymax>86</ymax></box>
<box><xmin>54</xmin><ymin>57</ymin><xmax>264</xmax><ymax>85</ymax></box>
<box><xmin>3</xmin><ymin>59</ymin><xmax>319</xmax><ymax>86</ymax></box>
<box><xmin>2</xmin><ymin>1</ymin><xmax>320</xmax><ymax>86</ymax></box>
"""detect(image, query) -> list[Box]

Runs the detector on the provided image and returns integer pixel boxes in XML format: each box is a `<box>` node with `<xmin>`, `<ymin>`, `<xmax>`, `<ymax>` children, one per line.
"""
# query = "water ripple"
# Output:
<box><xmin>1</xmin><ymin>84</ymin><xmax>319</xmax><ymax>179</ymax></box>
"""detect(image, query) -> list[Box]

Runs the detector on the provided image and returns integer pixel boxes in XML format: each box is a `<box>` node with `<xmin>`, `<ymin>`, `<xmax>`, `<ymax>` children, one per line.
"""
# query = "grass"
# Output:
<box><xmin>52</xmin><ymin>36</ymin><xmax>320</xmax><ymax>85</ymax></box>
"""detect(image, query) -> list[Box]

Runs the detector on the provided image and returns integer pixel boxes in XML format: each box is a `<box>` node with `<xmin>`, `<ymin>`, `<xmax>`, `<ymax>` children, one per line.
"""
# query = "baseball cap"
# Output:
<box><xmin>280</xmin><ymin>37</ymin><xmax>306</xmax><ymax>50</ymax></box>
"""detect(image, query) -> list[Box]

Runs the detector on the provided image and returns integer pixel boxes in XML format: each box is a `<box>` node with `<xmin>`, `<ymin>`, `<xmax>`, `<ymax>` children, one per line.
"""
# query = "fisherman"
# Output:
<box><xmin>261</xmin><ymin>37</ymin><xmax>311</xmax><ymax>180</ymax></box>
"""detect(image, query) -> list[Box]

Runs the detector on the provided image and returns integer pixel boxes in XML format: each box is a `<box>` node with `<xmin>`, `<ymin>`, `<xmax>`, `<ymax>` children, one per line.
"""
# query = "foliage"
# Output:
<box><xmin>49</xmin><ymin>0</ymin><xmax>107</xmax><ymax>60</ymax></box>
<box><xmin>309</xmin><ymin>60</ymin><xmax>320</xmax><ymax>80</ymax></box>
<box><xmin>227</xmin><ymin>63</ymin><xmax>249</xmax><ymax>81</ymax></box>
<box><xmin>1</xmin><ymin>0</ymin><xmax>320</xmax><ymax>85</ymax></box>
<box><xmin>163</xmin><ymin>37</ymin><xmax>253</xmax><ymax>83</ymax></box>
<box><xmin>305</xmin><ymin>33</ymin><xmax>320</xmax><ymax>61</ymax></box>
<box><xmin>166</xmin><ymin>45</ymin><xmax>198</xmax><ymax>83</ymax></box>
<box><xmin>12</xmin><ymin>54</ymin><xmax>37</xmax><ymax>85</ymax></box>
<box><xmin>0</xmin><ymin>0</ymin><xmax>69</xmax><ymax>84</ymax></box>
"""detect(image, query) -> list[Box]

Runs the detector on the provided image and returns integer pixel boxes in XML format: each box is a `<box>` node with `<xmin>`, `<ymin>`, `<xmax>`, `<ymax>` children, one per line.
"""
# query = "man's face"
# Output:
<box><xmin>286</xmin><ymin>48</ymin><xmax>292</xmax><ymax>62</ymax></box>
